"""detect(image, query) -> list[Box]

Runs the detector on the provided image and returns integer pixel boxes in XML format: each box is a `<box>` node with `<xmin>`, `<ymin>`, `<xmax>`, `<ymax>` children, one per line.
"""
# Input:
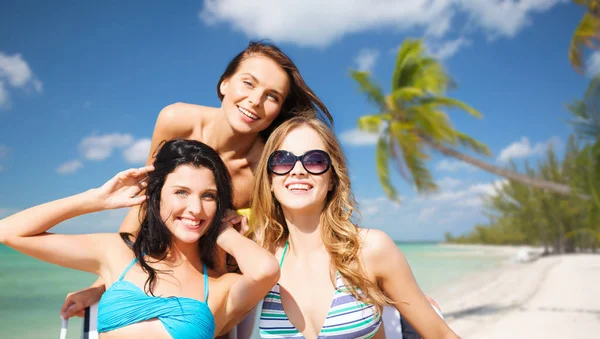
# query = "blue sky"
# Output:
<box><xmin>0</xmin><ymin>1</ymin><xmax>595</xmax><ymax>240</ymax></box>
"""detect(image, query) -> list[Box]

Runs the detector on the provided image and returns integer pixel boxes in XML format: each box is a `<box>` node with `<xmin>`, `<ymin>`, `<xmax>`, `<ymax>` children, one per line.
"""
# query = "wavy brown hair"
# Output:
<box><xmin>250</xmin><ymin>115</ymin><xmax>390</xmax><ymax>311</ymax></box>
<box><xmin>217</xmin><ymin>41</ymin><xmax>333</xmax><ymax>139</ymax></box>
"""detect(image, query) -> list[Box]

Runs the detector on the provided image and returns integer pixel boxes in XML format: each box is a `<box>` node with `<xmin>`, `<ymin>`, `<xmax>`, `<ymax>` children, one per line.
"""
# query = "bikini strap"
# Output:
<box><xmin>118</xmin><ymin>257</ymin><xmax>139</xmax><ymax>281</ymax></box>
<box><xmin>279</xmin><ymin>241</ymin><xmax>289</xmax><ymax>267</ymax></box>
<box><xmin>203</xmin><ymin>263</ymin><xmax>209</xmax><ymax>303</ymax></box>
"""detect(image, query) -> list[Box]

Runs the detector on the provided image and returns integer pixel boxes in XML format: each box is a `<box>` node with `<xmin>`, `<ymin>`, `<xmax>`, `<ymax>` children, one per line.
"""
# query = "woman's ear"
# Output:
<box><xmin>219</xmin><ymin>79</ymin><xmax>229</xmax><ymax>97</ymax></box>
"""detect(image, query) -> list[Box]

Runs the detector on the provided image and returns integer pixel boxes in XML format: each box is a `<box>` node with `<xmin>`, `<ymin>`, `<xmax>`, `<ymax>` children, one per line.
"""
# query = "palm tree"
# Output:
<box><xmin>351</xmin><ymin>39</ymin><xmax>575</xmax><ymax>201</ymax></box>
<box><xmin>449</xmin><ymin>137</ymin><xmax>599</xmax><ymax>252</ymax></box>
<box><xmin>569</xmin><ymin>0</ymin><xmax>600</xmax><ymax>73</ymax></box>
<box><xmin>568</xmin><ymin>75</ymin><xmax>600</xmax><ymax>207</ymax></box>
<box><xmin>568</xmin><ymin>75</ymin><xmax>600</xmax><ymax>140</ymax></box>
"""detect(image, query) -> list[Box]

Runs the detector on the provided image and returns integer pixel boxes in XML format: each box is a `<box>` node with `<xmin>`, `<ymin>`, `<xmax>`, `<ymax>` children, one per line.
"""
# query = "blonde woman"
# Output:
<box><xmin>252</xmin><ymin>116</ymin><xmax>458</xmax><ymax>339</ymax></box>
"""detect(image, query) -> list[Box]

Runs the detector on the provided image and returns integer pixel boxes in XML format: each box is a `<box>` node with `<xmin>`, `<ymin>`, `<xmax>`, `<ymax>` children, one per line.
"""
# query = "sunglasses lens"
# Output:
<box><xmin>303</xmin><ymin>151</ymin><xmax>330</xmax><ymax>174</ymax></box>
<box><xmin>270</xmin><ymin>151</ymin><xmax>296</xmax><ymax>174</ymax></box>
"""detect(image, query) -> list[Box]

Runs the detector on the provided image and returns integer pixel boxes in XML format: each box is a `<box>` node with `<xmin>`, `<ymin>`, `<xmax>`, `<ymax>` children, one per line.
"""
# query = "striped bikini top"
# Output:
<box><xmin>259</xmin><ymin>242</ymin><xmax>381</xmax><ymax>338</ymax></box>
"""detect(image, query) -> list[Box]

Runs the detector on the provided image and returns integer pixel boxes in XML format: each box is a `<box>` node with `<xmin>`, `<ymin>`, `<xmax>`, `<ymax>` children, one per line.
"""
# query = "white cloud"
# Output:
<box><xmin>586</xmin><ymin>51</ymin><xmax>600</xmax><ymax>77</ymax></box>
<box><xmin>435</xmin><ymin>159</ymin><xmax>478</xmax><ymax>173</ymax></box>
<box><xmin>199</xmin><ymin>0</ymin><xmax>567</xmax><ymax>47</ymax></box>
<box><xmin>123</xmin><ymin>139</ymin><xmax>151</xmax><ymax>164</ymax></box>
<box><xmin>418</xmin><ymin>206</ymin><xmax>437</xmax><ymax>222</ymax></box>
<box><xmin>358</xmin><ymin>196</ymin><xmax>389</xmax><ymax>217</ymax></box>
<box><xmin>354</xmin><ymin>49</ymin><xmax>380</xmax><ymax>73</ymax></box>
<box><xmin>497</xmin><ymin>136</ymin><xmax>561</xmax><ymax>163</ymax></box>
<box><xmin>0</xmin><ymin>53</ymin><xmax>37</xmax><ymax>88</ymax></box>
<box><xmin>33</xmin><ymin>79</ymin><xmax>43</xmax><ymax>92</ymax></box>
<box><xmin>79</xmin><ymin>133</ymin><xmax>134</xmax><ymax>161</ymax></box>
<box><xmin>0</xmin><ymin>82</ymin><xmax>8</xmax><ymax>109</ymax></box>
<box><xmin>56</xmin><ymin>160</ymin><xmax>83</xmax><ymax>174</ymax></box>
<box><xmin>426</xmin><ymin>37</ymin><xmax>472</xmax><ymax>60</ymax></box>
<box><xmin>339</xmin><ymin>128</ymin><xmax>379</xmax><ymax>146</ymax></box>
<box><xmin>0</xmin><ymin>52</ymin><xmax>42</xmax><ymax>109</ymax></box>
<box><xmin>357</xmin><ymin>178</ymin><xmax>504</xmax><ymax>240</ymax></box>
<box><xmin>437</xmin><ymin>177</ymin><xmax>462</xmax><ymax>189</ymax></box>
<box><xmin>468</xmin><ymin>179</ymin><xmax>508</xmax><ymax>196</ymax></box>
<box><xmin>457</xmin><ymin>0</ymin><xmax>568</xmax><ymax>39</ymax></box>
<box><xmin>200</xmin><ymin>0</ymin><xmax>455</xmax><ymax>47</ymax></box>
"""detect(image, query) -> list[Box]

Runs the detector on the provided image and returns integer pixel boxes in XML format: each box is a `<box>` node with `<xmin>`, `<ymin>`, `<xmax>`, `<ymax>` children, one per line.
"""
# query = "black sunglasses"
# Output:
<box><xmin>268</xmin><ymin>150</ymin><xmax>332</xmax><ymax>175</ymax></box>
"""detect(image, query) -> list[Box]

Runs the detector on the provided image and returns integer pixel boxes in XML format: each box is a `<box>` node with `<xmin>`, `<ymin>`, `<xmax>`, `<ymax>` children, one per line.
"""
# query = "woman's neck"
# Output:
<box><xmin>166</xmin><ymin>239</ymin><xmax>203</xmax><ymax>270</ymax></box>
<box><xmin>204</xmin><ymin>108</ymin><xmax>260</xmax><ymax>158</ymax></box>
<box><xmin>284</xmin><ymin>210</ymin><xmax>326</xmax><ymax>255</ymax></box>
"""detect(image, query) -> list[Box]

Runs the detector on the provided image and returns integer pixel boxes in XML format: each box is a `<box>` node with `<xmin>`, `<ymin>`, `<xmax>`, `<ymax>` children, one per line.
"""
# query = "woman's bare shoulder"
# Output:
<box><xmin>156</xmin><ymin>102</ymin><xmax>219</xmax><ymax>136</ymax></box>
<box><xmin>357</xmin><ymin>228</ymin><xmax>401</xmax><ymax>265</ymax></box>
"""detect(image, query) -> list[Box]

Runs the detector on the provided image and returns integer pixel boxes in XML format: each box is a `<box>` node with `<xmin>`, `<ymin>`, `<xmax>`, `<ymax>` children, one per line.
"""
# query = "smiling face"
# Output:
<box><xmin>159</xmin><ymin>164</ymin><xmax>218</xmax><ymax>244</ymax></box>
<box><xmin>219</xmin><ymin>55</ymin><xmax>290</xmax><ymax>135</ymax></box>
<box><xmin>270</xmin><ymin>125</ymin><xmax>334</xmax><ymax>215</ymax></box>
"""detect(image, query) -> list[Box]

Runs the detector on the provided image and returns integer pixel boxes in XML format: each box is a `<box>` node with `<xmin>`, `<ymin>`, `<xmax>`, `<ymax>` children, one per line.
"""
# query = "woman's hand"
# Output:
<box><xmin>60</xmin><ymin>283</ymin><xmax>105</xmax><ymax>319</ymax></box>
<box><xmin>221</xmin><ymin>209</ymin><xmax>250</xmax><ymax>236</ymax></box>
<box><xmin>90</xmin><ymin>165</ymin><xmax>154</xmax><ymax>210</ymax></box>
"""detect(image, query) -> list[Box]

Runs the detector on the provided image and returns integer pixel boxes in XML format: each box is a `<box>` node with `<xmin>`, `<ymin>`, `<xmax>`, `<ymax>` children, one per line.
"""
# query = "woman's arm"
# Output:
<box><xmin>0</xmin><ymin>166</ymin><xmax>152</xmax><ymax>275</ymax></box>
<box><xmin>0</xmin><ymin>191</ymin><xmax>111</xmax><ymax>274</ymax></box>
<box><xmin>61</xmin><ymin>103</ymin><xmax>205</xmax><ymax>318</ymax></box>
<box><xmin>363</xmin><ymin>229</ymin><xmax>459</xmax><ymax>339</ymax></box>
<box><xmin>218</xmin><ymin>217</ymin><xmax>280</xmax><ymax>319</ymax></box>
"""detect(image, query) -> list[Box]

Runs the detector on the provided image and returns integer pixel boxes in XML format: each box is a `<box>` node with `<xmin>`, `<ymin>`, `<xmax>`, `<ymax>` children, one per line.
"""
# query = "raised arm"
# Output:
<box><xmin>119</xmin><ymin>103</ymin><xmax>197</xmax><ymax>234</ymax></box>
<box><xmin>218</xmin><ymin>217</ymin><xmax>280</xmax><ymax>321</ymax></box>
<box><xmin>364</xmin><ymin>229</ymin><xmax>460</xmax><ymax>339</ymax></box>
<box><xmin>61</xmin><ymin>103</ymin><xmax>201</xmax><ymax>318</ymax></box>
<box><xmin>0</xmin><ymin>166</ymin><xmax>152</xmax><ymax>275</ymax></box>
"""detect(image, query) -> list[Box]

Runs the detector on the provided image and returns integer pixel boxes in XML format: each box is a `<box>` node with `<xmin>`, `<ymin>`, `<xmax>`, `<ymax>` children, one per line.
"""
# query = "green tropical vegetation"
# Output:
<box><xmin>354</xmin><ymin>1</ymin><xmax>600</xmax><ymax>252</ymax></box>
<box><xmin>444</xmin><ymin>135</ymin><xmax>599</xmax><ymax>253</ymax></box>
<box><xmin>351</xmin><ymin>39</ymin><xmax>575</xmax><ymax>202</ymax></box>
<box><xmin>569</xmin><ymin>0</ymin><xmax>600</xmax><ymax>72</ymax></box>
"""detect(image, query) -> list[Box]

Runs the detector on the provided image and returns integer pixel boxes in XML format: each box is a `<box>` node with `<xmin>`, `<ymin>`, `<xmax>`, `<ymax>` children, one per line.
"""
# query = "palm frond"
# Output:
<box><xmin>390</xmin><ymin>87</ymin><xmax>425</xmax><ymax>102</ymax></box>
<box><xmin>409</xmin><ymin>107</ymin><xmax>457</xmax><ymax>144</ymax></box>
<box><xmin>376</xmin><ymin>136</ymin><xmax>398</xmax><ymax>201</ymax></box>
<box><xmin>350</xmin><ymin>71</ymin><xmax>387</xmax><ymax>111</ymax></box>
<box><xmin>455</xmin><ymin>131</ymin><xmax>492</xmax><ymax>156</ymax></box>
<box><xmin>390</xmin><ymin>121</ymin><xmax>437</xmax><ymax>193</ymax></box>
<box><xmin>569</xmin><ymin>12</ymin><xmax>600</xmax><ymax>72</ymax></box>
<box><xmin>357</xmin><ymin>114</ymin><xmax>389</xmax><ymax>134</ymax></box>
<box><xmin>419</xmin><ymin>96</ymin><xmax>483</xmax><ymax>118</ymax></box>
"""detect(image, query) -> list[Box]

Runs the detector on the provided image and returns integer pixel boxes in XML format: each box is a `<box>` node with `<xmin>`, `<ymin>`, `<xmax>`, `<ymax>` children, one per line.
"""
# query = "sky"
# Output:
<box><xmin>0</xmin><ymin>0</ymin><xmax>595</xmax><ymax>241</ymax></box>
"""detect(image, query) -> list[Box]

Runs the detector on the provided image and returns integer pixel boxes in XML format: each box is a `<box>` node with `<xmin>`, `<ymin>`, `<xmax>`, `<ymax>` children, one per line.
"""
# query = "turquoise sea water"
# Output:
<box><xmin>0</xmin><ymin>243</ymin><xmax>505</xmax><ymax>339</ymax></box>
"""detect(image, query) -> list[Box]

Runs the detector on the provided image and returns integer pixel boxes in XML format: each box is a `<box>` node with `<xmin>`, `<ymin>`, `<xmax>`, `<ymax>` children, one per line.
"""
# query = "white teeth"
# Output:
<box><xmin>180</xmin><ymin>219</ymin><xmax>200</xmax><ymax>227</ymax></box>
<box><xmin>288</xmin><ymin>183</ymin><xmax>311</xmax><ymax>191</ymax></box>
<box><xmin>238</xmin><ymin>106</ymin><xmax>258</xmax><ymax>120</ymax></box>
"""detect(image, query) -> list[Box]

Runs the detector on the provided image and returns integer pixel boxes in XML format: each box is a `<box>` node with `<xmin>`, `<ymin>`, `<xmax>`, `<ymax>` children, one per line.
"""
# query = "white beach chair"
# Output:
<box><xmin>81</xmin><ymin>302</ymin><xmax>99</xmax><ymax>339</ymax></box>
<box><xmin>59</xmin><ymin>302</ymin><xmax>98</xmax><ymax>339</ymax></box>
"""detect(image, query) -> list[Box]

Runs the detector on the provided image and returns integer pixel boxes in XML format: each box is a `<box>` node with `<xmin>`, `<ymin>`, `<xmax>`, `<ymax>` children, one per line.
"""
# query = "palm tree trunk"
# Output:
<box><xmin>421</xmin><ymin>137</ymin><xmax>582</xmax><ymax>197</ymax></box>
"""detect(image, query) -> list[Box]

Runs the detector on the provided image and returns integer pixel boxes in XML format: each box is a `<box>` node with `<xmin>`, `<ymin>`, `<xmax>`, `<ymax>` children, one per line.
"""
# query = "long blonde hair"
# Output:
<box><xmin>250</xmin><ymin>115</ymin><xmax>390</xmax><ymax>310</ymax></box>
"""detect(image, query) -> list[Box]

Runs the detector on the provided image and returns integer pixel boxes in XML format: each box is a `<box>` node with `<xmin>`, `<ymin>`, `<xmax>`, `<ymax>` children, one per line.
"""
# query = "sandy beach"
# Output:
<box><xmin>430</xmin><ymin>245</ymin><xmax>600</xmax><ymax>338</ymax></box>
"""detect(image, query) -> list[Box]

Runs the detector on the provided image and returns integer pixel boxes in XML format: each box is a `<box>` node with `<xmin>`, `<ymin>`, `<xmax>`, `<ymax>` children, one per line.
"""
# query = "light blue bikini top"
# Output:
<box><xmin>97</xmin><ymin>256</ymin><xmax>215</xmax><ymax>339</ymax></box>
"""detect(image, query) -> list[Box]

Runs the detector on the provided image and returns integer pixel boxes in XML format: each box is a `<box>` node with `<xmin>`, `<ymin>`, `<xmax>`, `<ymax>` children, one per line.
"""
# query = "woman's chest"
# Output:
<box><xmin>277</xmin><ymin>270</ymin><xmax>338</xmax><ymax>338</ymax></box>
<box><xmin>227</xmin><ymin>161</ymin><xmax>255</xmax><ymax>208</ymax></box>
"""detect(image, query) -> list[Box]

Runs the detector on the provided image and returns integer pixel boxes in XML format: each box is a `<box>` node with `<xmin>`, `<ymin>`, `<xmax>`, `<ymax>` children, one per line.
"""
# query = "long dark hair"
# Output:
<box><xmin>217</xmin><ymin>41</ymin><xmax>333</xmax><ymax>139</ymax></box>
<box><xmin>120</xmin><ymin>139</ymin><xmax>233</xmax><ymax>295</ymax></box>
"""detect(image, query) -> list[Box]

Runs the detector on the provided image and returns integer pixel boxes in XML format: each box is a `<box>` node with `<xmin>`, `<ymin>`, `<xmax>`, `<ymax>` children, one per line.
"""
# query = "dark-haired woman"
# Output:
<box><xmin>0</xmin><ymin>139</ymin><xmax>280</xmax><ymax>339</ymax></box>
